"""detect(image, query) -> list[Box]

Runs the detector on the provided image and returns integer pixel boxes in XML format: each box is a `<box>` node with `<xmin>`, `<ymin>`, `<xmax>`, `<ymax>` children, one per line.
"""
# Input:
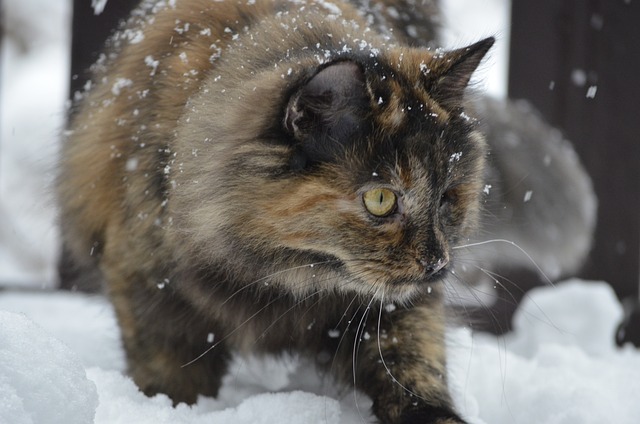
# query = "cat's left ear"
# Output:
<box><xmin>284</xmin><ymin>61</ymin><xmax>368</xmax><ymax>163</ymax></box>
<box><xmin>425</xmin><ymin>37</ymin><xmax>495</xmax><ymax>110</ymax></box>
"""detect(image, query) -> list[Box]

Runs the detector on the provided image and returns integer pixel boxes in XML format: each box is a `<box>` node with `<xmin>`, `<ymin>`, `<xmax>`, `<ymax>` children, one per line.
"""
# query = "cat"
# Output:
<box><xmin>58</xmin><ymin>0</ymin><xmax>595</xmax><ymax>422</ymax></box>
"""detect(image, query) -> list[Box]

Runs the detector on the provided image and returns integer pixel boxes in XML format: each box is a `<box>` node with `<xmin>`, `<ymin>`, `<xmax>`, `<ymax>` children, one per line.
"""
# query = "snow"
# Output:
<box><xmin>1</xmin><ymin>0</ymin><xmax>639</xmax><ymax>423</ymax></box>
<box><xmin>1</xmin><ymin>281</ymin><xmax>639</xmax><ymax>423</ymax></box>
<box><xmin>571</xmin><ymin>69</ymin><xmax>588</xmax><ymax>87</ymax></box>
<box><xmin>440</xmin><ymin>0</ymin><xmax>510</xmax><ymax>97</ymax></box>
<box><xmin>92</xmin><ymin>0</ymin><xmax>109</xmax><ymax>16</ymax></box>
<box><xmin>449</xmin><ymin>280</ymin><xmax>640</xmax><ymax>424</ymax></box>
<box><xmin>0</xmin><ymin>310</ymin><xmax>98</xmax><ymax>424</ymax></box>
<box><xmin>0</xmin><ymin>0</ymin><xmax>69</xmax><ymax>287</ymax></box>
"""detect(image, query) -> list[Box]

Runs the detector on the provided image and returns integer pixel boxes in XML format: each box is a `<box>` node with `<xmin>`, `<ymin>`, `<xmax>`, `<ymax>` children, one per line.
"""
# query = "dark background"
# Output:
<box><xmin>509</xmin><ymin>0</ymin><xmax>639</xmax><ymax>303</ymax></box>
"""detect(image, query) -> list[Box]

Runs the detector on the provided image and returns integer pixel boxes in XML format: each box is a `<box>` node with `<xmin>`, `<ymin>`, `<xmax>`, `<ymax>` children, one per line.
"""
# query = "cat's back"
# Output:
<box><xmin>57</xmin><ymin>0</ymin><xmax>437</xmax><ymax>269</ymax></box>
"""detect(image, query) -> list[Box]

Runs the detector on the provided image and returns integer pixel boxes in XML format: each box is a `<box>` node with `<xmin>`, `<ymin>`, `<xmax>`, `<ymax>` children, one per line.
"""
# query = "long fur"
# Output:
<box><xmin>58</xmin><ymin>0</ymin><xmax>594</xmax><ymax>422</ymax></box>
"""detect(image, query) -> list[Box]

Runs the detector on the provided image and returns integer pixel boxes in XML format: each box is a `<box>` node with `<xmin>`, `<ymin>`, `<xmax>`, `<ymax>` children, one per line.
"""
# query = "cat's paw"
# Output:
<box><xmin>398</xmin><ymin>406</ymin><xmax>466</xmax><ymax>424</ymax></box>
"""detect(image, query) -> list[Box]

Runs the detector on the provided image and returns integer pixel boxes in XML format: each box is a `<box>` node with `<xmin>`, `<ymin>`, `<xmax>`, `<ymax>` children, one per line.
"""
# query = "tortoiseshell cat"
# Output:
<box><xmin>58</xmin><ymin>0</ymin><xmax>595</xmax><ymax>422</ymax></box>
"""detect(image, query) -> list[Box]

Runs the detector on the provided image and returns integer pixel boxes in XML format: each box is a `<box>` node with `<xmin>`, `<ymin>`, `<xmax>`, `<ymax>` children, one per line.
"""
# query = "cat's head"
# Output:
<box><xmin>171</xmin><ymin>38</ymin><xmax>494</xmax><ymax>303</ymax></box>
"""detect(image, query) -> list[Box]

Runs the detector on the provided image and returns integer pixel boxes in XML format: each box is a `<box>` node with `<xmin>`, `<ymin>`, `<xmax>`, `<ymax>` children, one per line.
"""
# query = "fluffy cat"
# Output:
<box><xmin>58</xmin><ymin>0</ymin><xmax>595</xmax><ymax>422</ymax></box>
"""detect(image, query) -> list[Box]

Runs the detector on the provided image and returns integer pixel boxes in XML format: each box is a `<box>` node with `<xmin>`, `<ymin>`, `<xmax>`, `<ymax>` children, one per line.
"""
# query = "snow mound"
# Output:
<box><xmin>448</xmin><ymin>280</ymin><xmax>640</xmax><ymax>424</ymax></box>
<box><xmin>508</xmin><ymin>278</ymin><xmax>624</xmax><ymax>356</ymax></box>
<box><xmin>0</xmin><ymin>311</ymin><xmax>98</xmax><ymax>424</ymax></box>
<box><xmin>89</xmin><ymin>366</ymin><xmax>340</xmax><ymax>424</ymax></box>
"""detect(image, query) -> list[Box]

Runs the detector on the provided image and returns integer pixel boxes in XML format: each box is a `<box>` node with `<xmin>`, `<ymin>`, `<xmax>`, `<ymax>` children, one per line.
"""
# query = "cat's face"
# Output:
<box><xmin>170</xmin><ymin>39</ymin><xmax>493</xmax><ymax>303</ymax></box>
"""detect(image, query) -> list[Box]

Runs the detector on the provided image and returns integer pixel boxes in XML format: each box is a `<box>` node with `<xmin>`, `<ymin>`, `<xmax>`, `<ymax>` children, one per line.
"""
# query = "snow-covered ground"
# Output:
<box><xmin>2</xmin><ymin>280</ymin><xmax>639</xmax><ymax>423</ymax></box>
<box><xmin>1</xmin><ymin>0</ymin><xmax>639</xmax><ymax>423</ymax></box>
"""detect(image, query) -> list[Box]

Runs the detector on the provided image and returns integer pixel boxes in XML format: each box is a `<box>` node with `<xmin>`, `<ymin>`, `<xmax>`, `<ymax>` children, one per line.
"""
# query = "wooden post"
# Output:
<box><xmin>70</xmin><ymin>0</ymin><xmax>136</xmax><ymax>97</ymax></box>
<box><xmin>509</xmin><ymin>0</ymin><xmax>640</xmax><ymax>299</ymax></box>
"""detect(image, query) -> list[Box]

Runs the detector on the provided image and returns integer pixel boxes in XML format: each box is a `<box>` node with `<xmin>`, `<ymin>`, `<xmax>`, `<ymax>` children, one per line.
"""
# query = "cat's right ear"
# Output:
<box><xmin>424</xmin><ymin>37</ymin><xmax>495</xmax><ymax>111</ymax></box>
<box><xmin>284</xmin><ymin>61</ymin><xmax>368</xmax><ymax>163</ymax></box>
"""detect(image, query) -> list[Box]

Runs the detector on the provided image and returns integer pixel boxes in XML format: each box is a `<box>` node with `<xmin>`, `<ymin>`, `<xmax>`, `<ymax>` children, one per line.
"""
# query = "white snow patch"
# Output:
<box><xmin>449</xmin><ymin>152</ymin><xmax>463</xmax><ymax>162</ymax></box>
<box><xmin>327</xmin><ymin>328</ymin><xmax>341</xmax><ymax>338</ymax></box>
<box><xmin>318</xmin><ymin>0</ymin><xmax>343</xmax><ymax>16</ymax></box>
<box><xmin>0</xmin><ymin>0</ymin><xmax>69</xmax><ymax>287</ymax></box>
<box><xmin>0</xmin><ymin>311</ymin><xmax>98</xmax><ymax>424</ymax></box>
<box><xmin>144</xmin><ymin>55</ymin><xmax>159</xmax><ymax>76</ymax></box>
<box><xmin>91</xmin><ymin>0</ymin><xmax>108</xmax><ymax>16</ymax></box>
<box><xmin>447</xmin><ymin>280</ymin><xmax>640</xmax><ymax>424</ymax></box>
<box><xmin>112</xmin><ymin>78</ymin><xmax>133</xmax><ymax>96</ymax></box>
<box><xmin>571</xmin><ymin>68</ymin><xmax>588</xmax><ymax>87</ymax></box>
<box><xmin>440</xmin><ymin>0</ymin><xmax>510</xmax><ymax>98</ymax></box>
<box><xmin>125</xmin><ymin>157</ymin><xmax>139</xmax><ymax>172</ymax></box>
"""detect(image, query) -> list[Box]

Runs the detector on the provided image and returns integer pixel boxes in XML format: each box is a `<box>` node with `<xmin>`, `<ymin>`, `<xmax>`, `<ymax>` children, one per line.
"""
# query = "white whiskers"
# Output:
<box><xmin>453</xmin><ymin>238</ymin><xmax>555</xmax><ymax>287</ymax></box>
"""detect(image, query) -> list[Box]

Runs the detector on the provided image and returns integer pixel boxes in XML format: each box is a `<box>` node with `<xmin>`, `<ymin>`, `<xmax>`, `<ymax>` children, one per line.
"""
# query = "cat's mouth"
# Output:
<box><xmin>390</xmin><ymin>268</ymin><xmax>449</xmax><ymax>290</ymax></box>
<box><xmin>380</xmin><ymin>254</ymin><xmax>451</xmax><ymax>284</ymax></box>
<box><xmin>337</xmin><ymin>257</ymin><xmax>452</xmax><ymax>302</ymax></box>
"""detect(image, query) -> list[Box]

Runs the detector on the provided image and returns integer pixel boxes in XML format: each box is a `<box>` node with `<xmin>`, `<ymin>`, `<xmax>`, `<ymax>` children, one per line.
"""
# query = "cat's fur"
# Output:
<box><xmin>58</xmin><ymin>0</ymin><xmax>595</xmax><ymax>422</ymax></box>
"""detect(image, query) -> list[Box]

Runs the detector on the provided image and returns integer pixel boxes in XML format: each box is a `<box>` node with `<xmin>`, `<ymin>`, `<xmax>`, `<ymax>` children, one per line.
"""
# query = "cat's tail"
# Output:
<box><xmin>462</xmin><ymin>96</ymin><xmax>597</xmax><ymax>285</ymax></box>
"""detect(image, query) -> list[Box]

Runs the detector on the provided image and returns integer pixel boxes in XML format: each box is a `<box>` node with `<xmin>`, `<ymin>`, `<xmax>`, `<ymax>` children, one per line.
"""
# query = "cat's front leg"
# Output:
<box><xmin>355</xmin><ymin>302</ymin><xmax>465</xmax><ymax>424</ymax></box>
<box><xmin>106</xmin><ymin>271</ymin><xmax>231</xmax><ymax>405</ymax></box>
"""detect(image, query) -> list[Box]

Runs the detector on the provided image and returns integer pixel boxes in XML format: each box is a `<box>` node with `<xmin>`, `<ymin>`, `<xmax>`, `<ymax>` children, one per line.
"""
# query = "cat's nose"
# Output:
<box><xmin>419</xmin><ymin>256</ymin><xmax>449</xmax><ymax>278</ymax></box>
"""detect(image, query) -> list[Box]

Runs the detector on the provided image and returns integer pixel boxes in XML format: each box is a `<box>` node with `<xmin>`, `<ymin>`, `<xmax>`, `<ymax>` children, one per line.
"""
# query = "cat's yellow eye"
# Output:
<box><xmin>363</xmin><ymin>188</ymin><xmax>397</xmax><ymax>217</ymax></box>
